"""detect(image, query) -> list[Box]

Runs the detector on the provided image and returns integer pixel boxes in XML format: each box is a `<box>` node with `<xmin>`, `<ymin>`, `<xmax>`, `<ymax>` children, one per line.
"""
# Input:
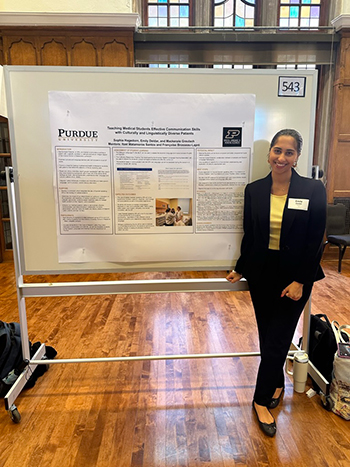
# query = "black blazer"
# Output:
<box><xmin>235</xmin><ymin>169</ymin><xmax>327</xmax><ymax>286</ymax></box>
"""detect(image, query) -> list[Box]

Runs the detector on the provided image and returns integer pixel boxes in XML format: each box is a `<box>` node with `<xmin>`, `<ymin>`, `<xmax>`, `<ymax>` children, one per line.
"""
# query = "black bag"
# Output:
<box><xmin>24</xmin><ymin>342</ymin><xmax>57</xmax><ymax>389</ymax></box>
<box><xmin>0</xmin><ymin>320</ymin><xmax>57</xmax><ymax>397</ymax></box>
<box><xmin>0</xmin><ymin>321</ymin><xmax>23</xmax><ymax>380</ymax></box>
<box><xmin>307</xmin><ymin>314</ymin><xmax>338</xmax><ymax>392</ymax></box>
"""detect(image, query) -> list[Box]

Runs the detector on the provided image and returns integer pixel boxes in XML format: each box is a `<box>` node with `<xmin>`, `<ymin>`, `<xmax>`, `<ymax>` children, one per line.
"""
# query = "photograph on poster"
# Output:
<box><xmin>156</xmin><ymin>198</ymin><xmax>193</xmax><ymax>227</ymax></box>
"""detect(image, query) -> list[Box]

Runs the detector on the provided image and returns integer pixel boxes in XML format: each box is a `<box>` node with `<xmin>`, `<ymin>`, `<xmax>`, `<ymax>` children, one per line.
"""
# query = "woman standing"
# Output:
<box><xmin>175</xmin><ymin>206</ymin><xmax>183</xmax><ymax>223</ymax></box>
<box><xmin>227</xmin><ymin>129</ymin><xmax>326</xmax><ymax>437</ymax></box>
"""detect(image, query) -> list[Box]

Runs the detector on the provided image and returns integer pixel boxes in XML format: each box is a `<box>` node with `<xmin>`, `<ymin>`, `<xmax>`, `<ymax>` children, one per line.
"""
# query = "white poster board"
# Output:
<box><xmin>48</xmin><ymin>91</ymin><xmax>254</xmax><ymax>263</ymax></box>
<box><xmin>4</xmin><ymin>66</ymin><xmax>318</xmax><ymax>274</ymax></box>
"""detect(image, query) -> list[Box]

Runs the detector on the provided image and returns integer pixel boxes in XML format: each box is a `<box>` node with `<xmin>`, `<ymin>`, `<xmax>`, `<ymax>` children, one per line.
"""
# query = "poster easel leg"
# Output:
<box><xmin>4</xmin><ymin>167</ymin><xmax>47</xmax><ymax>420</ymax></box>
<box><xmin>4</xmin><ymin>344</ymin><xmax>46</xmax><ymax>414</ymax></box>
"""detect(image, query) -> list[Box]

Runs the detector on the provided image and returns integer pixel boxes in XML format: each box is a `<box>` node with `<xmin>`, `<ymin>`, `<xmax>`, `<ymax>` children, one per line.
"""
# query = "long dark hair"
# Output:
<box><xmin>269</xmin><ymin>129</ymin><xmax>303</xmax><ymax>155</ymax></box>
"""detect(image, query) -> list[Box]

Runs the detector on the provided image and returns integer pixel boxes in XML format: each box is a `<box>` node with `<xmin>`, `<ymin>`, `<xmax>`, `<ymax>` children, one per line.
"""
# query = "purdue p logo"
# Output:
<box><xmin>223</xmin><ymin>127</ymin><xmax>242</xmax><ymax>147</ymax></box>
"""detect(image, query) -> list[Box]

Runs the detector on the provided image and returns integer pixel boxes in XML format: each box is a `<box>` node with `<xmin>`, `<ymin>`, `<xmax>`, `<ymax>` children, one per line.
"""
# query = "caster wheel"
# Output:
<box><xmin>9</xmin><ymin>405</ymin><xmax>21</xmax><ymax>424</ymax></box>
<box><xmin>321</xmin><ymin>394</ymin><xmax>333</xmax><ymax>412</ymax></box>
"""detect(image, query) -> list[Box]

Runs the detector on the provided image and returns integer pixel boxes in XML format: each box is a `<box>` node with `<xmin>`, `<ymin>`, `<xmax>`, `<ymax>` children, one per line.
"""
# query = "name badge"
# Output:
<box><xmin>288</xmin><ymin>198</ymin><xmax>309</xmax><ymax>211</ymax></box>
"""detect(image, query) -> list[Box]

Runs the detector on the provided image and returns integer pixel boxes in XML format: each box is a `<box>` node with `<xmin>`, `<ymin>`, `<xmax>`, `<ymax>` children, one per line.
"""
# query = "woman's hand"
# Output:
<box><xmin>281</xmin><ymin>281</ymin><xmax>303</xmax><ymax>301</ymax></box>
<box><xmin>226</xmin><ymin>271</ymin><xmax>243</xmax><ymax>283</ymax></box>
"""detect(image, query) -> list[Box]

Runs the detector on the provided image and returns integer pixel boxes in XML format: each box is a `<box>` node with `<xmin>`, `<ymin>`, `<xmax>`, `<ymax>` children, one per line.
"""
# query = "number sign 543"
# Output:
<box><xmin>278</xmin><ymin>77</ymin><xmax>306</xmax><ymax>97</ymax></box>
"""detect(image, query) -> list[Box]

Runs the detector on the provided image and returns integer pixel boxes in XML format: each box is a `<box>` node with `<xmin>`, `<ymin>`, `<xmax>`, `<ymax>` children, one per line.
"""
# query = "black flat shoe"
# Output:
<box><xmin>268</xmin><ymin>387</ymin><xmax>284</xmax><ymax>409</ymax></box>
<box><xmin>252</xmin><ymin>402</ymin><xmax>277</xmax><ymax>437</ymax></box>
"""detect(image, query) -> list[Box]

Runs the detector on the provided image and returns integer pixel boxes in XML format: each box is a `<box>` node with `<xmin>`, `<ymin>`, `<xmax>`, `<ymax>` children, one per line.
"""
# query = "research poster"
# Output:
<box><xmin>48</xmin><ymin>92</ymin><xmax>255</xmax><ymax>263</ymax></box>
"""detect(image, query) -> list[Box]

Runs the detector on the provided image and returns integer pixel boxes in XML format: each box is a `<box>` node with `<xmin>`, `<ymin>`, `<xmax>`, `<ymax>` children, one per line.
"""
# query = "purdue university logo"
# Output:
<box><xmin>223</xmin><ymin>127</ymin><xmax>242</xmax><ymax>147</ymax></box>
<box><xmin>58</xmin><ymin>129</ymin><xmax>99</xmax><ymax>141</ymax></box>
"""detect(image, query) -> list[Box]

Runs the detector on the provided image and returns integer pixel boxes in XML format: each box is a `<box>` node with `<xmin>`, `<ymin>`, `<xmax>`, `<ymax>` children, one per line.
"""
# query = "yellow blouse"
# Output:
<box><xmin>269</xmin><ymin>193</ymin><xmax>287</xmax><ymax>250</ymax></box>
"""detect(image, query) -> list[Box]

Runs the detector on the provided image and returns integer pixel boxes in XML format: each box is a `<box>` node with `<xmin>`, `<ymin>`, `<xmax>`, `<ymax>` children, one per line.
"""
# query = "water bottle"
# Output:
<box><xmin>287</xmin><ymin>351</ymin><xmax>309</xmax><ymax>393</ymax></box>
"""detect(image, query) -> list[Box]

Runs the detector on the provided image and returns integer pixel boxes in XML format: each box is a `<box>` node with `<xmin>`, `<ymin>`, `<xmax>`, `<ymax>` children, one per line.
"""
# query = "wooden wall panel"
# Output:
<box><xmin>8</xmin><ymin>38</ymin><xmax>38</xmax><ymax>65</ymax></box>
<box><xmin>102</xmin><ymin>40</ymin><xmax>129</xmax><ymax>67</ymax></box>
<box><xmin>324</xmin><ymin>32</ymin><xmax>350</xmax><ymax>260</ymax></box>
<box><xmin>338</xmin><ymin>86</ymin><xmax>350</xmax><ymax>135</ymax></box>
<box><xmin>71</xmin><ymin>39</ymin><xmax>98</xmax><ymax>66</ymax></box>
<box><xmin>341</xmin><ymin>35</ymin><xmax>350</xmax><ymax>76</ymax></box>
<box><xmin>333</xmin><ymin>142</ymin><xmax>350</xmax><ymax>198</ymax></box>
<box><xmin>327</xmin><ymin>33</ymin><xmax>350</xmax><ymax>203</ymax></box>
<box><xmin>41</xmin><ymin>39</ymin><xmax>68</xmax><ymax>66</ymax></box>
<box><xmin>0</xmin><ymin>27</ymin><xmax>134</xmax><ymax>67</ymax></box>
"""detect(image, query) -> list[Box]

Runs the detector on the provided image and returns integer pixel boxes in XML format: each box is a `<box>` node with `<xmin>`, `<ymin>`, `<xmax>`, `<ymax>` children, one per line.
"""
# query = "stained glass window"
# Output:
<box><xmin>148</xmin><ymin>64</ymin><xmax>189</xmax><ymax>68</ymax></box>
<box><xmin>214</xmin><ymin>0</ymin><xmax>256</xmax><ymax>28</ymax></box>
<box><xmin>213</xmin><ymin>64</ymin><xmax>253</xmax><ymax>69</ymax></box>
<box><xmin>147</xmin><ymin>0</ymin><xmax>191</xmax><ymax>27</ymax></box>
<box><xmin>279</xmin><ymin>1</ymin><xmax>322</xmax><ymax>28</ymax></box>
<box><xmin>277</xmin><ymin>64</ymin><xmax>316</xmax><ymax>69</ymax></box>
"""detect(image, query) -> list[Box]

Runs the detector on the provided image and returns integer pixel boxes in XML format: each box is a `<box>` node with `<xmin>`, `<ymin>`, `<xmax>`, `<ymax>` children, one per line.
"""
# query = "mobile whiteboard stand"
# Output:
<box><xmin>4</xmin><ymin>166</ymin><xmax>322</xmax><ymax>423</ymax></box>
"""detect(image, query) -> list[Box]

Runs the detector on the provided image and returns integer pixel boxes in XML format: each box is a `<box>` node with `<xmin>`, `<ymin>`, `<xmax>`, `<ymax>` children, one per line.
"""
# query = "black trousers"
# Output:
<box><xmin>248</xmin><ymin>250</ymin><xmax>313</xmax><ymax>407</ymax></box>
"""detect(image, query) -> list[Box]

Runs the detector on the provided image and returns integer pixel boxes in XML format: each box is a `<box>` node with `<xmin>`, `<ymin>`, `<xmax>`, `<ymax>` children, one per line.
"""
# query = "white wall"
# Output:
<box><xmin>0</xmin><ymin>0</ymin><xmax>131</xmax><ymax>14</ymax></box>
<box><xmin>333</xmin><ymin>0</ymin><xmax>350</xmax><ymax>17</ymax></box>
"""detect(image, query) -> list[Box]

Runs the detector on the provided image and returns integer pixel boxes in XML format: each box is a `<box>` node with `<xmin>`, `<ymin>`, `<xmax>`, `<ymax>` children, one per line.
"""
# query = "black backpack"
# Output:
<box><xmin>0</xmin><ymin>320</ymin><xmax>57</xmax><ymax>397</ymax></box>
<box><xmin>307</xmin><ymin>314</ymin><xmax>338</xmax><ymax>392</ymax></box>
<box><xmin>0</xmin><ymin>321</ymin><xmax>23</xmax><ymax>380</ymax></box>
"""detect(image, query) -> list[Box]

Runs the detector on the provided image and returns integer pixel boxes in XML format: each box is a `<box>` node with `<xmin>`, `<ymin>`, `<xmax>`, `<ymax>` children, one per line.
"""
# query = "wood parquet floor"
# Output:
<box><xmin>0</xmin><ymin>260</ymin><xmax>349</xmax><ymax>467</ymax></box>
